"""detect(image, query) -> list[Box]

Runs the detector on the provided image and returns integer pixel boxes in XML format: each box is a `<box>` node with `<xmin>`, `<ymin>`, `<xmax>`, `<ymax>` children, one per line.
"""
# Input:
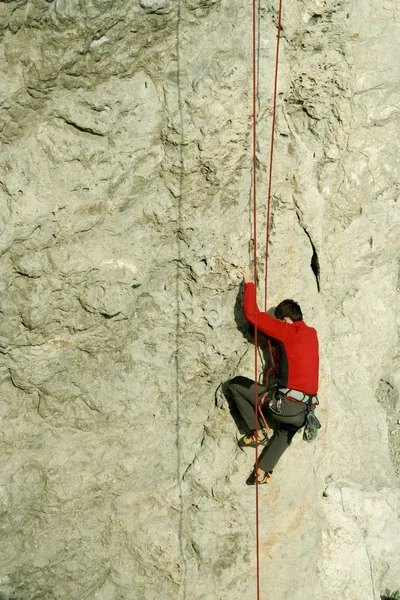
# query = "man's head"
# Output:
<box><xmin>274</xmin><ymin>299</ymin><xmax>303</xmax><ymax>323</ymax></box>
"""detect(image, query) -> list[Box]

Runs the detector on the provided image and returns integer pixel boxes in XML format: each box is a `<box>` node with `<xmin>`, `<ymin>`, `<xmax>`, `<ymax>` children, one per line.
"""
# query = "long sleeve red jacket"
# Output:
<box><xmin>243</xmin><ymin>282</ymin><xmax>319</xmax><ymax>395</ymax></box>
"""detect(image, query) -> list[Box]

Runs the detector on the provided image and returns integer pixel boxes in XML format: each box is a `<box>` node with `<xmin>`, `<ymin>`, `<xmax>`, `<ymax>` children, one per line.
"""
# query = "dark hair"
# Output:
<box><xmin>274</xmin><ymin>299</ymin><xmax>303</xmax><ymax>322</ymax></box>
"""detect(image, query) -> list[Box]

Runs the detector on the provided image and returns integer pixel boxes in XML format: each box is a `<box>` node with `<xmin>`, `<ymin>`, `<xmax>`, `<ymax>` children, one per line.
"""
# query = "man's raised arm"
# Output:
<box><xmin>242</xmin><ymin>274</ymin><xmax>288</xmax><ymax>342</ymax></box>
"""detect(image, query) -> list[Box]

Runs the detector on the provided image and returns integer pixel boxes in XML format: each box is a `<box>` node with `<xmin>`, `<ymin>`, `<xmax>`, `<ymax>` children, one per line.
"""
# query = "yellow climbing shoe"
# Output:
<box><xmin>246</xmin><ymin>470</ymin><xmax>272</xmax><ymax>486</ymax></box>
<box><xmin>238</xmin><ymin>431</ymin><xmax>269</xmax><ymax>448</ymax></box>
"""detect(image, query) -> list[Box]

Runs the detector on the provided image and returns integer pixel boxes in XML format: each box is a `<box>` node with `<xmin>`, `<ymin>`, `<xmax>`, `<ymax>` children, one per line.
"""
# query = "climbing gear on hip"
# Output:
<box><xmin>258</xmin><ymin>385</ymin><xmax>322</xmax><ymax>441</ymax></box>
<box><xmin>302</xmin><ymin>397</ymin><xmax>322</xmax><ymax>442</ymax></box>
<box><xmin>303</xmin><ymin>412</ymin><xmax>321</xmax><ymax>442</ymax></box>
<box><xmin>260</xmin><ymin>385</ymin><xmax>310</xmax><ymax>415</ymax></box>
<box><xmin>255</xmin><ymin>389</ymin><xmax>276</xmax><ymax>427</ymax></box>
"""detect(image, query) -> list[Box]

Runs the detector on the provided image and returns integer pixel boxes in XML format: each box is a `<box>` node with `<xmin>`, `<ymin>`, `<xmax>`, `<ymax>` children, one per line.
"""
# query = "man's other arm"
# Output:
<box><xmin>243</xmin><ymin>282</ymin><xmax>288</xmax><ymax>342</ymax></box>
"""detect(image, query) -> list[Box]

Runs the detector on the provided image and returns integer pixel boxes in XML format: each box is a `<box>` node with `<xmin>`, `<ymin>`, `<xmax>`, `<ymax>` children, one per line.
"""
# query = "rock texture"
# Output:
<box><xmin>0</xmin><ymin>0</ymin><xmax>399</xmax><ymax>599</ymax></box>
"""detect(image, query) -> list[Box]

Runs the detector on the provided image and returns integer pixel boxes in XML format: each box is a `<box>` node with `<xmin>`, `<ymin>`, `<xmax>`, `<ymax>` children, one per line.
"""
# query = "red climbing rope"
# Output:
<box><xmin>251</xmin><ymin>0</ymin><xmax>261</xmax><ymax>593</ymax></box>
<box><xmin>252</xmin><ymin>0</ymin><xmax>283</xmax><ymax>598</ymax></box>
<box><xmin>264</xmin><ymin>0</ymin><xmax>283</xmax><ymax>311</ymax></box>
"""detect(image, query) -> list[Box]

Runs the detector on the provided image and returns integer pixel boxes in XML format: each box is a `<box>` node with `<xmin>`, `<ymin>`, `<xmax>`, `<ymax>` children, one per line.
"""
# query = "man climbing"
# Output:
<box><xmin>228</xmin><ymin>266</ymin><xmax>319</xmax><ymax>485</ymax></box>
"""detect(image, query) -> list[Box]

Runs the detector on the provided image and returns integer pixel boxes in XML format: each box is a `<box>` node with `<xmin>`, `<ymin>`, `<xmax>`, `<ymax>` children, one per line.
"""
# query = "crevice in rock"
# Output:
<box><xmin>57</xmin><ymin>117</ymin><xmax>106</xmax><ymax>137</ymax></box>
<box><xmin>376</xmin><ymin>379</ymin><xmax>400</xmax><ymax>479</ymax></box>
<box><xmin>80</xmin><ymin>396</ymin><xmax>102</xmax><ymax>414</ymax></box>
<box><xmin>181</xmin><ymin>425</ymin><xmax>207</xmax><ymax>482</ymax></box>
<box><xmin>292</xmin><ymin>197</ymin><xmax>321</xmax><ymax>292</ymax></box>
<box><xmin>14</xmin><ymin>270</ymin><xmax>40</xmax><ymax>279</ymax></box>
<box><xmin>360</xmin><ymin>533</ymin><xmax>377</xmax><ymax>599</ymax></box>
<box><xmin>100</xmin><ymin>311</ymin><xmax>121</xmax><ymax>319</ymax></box>
<box><xmin>309</xmin><ymin>236</ymin><xmax>321</xmax><ymax>292</ymax></box>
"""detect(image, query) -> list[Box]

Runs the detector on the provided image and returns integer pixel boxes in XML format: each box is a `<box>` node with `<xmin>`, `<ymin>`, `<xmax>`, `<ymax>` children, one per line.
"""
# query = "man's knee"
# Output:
<box><xmin>229</xmin><ymin>376</ymin><xmax>253</xmax><ymax>391</ymax></box>
<box><xmin>280</xmin><ymin>423</ymin><xmax>300</xmax><ymax>433</ymax></box>
<box><xmin>229</xmin><ymin>376</ymin><xmax>240</xmax><ymax>391</ymax></box>
<box><xmin>279</xmin><ymin>423</ymin><xmax>300</xmax><ymax>445</ymax></box>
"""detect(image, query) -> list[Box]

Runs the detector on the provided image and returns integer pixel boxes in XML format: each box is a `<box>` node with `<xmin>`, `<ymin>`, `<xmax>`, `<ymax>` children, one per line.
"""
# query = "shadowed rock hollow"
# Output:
<box><xmin>0</xmin><ymin>1</ymin><xmax>399</xmax><ymax>599</ymax></box>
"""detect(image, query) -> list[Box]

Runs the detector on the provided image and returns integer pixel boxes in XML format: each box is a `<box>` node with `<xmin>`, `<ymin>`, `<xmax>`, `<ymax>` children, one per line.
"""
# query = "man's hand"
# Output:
<box><xmin>241</xmin><ymin>266</ymin><xmax>253</xmax><ymax>283</ymax></box>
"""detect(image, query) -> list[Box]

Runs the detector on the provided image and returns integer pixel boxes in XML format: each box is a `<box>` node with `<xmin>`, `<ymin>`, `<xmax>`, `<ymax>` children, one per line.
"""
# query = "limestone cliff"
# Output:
<box><xmin>0</xmin><ymin>1</ymin><xmax>399</xmax><ymax>599</ymax></box>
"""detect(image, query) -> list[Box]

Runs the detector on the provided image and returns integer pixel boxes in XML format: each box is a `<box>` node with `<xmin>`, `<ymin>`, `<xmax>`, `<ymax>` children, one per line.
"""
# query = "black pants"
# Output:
<box><xmin>228</xmin><ymin>376</ymin><xmax>307</xmax><ymax>473</ymax></box>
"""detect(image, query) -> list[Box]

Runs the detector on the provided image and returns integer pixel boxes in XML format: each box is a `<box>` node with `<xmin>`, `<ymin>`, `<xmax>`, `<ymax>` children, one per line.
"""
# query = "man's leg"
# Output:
<box><xmin>257</xmin><ymin>399</ymin><xmax>307</xmax><ymax>476</ymax></box>
<box><xmin>258</xmin><ymin>427</ymin><xmax>296</xmax><ymax>473</ymax></box>
<box><xmin>228</xmin><ymin>376</ymin><xmax>268</xmax><ymax>432</ymax></box>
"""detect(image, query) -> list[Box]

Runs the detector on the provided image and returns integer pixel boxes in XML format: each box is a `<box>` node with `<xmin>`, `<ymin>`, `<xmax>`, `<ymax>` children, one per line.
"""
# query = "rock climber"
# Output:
<box><xmin>228</xmin><ymin>266</ymin><xmax>319</xmax><ymax>485</ymax></box>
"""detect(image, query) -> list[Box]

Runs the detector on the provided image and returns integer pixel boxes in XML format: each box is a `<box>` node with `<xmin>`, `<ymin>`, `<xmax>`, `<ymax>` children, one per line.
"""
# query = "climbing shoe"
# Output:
<box><xmin>238</xmin><ymin>431</ymin><xmax>269</xmax><ymax>449</ymax></box>
<box><xmin>246</xmin><ymin>470</ymin><xmax>272</xmax><ymax>486</ymax></box>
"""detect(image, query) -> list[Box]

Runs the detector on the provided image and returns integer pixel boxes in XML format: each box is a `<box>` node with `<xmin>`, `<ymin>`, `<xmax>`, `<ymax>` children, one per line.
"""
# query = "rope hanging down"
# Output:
<box><xmin>252</xmin><ymin>0</ymin><xmax>283</xmax><ymax>598</ymax></box>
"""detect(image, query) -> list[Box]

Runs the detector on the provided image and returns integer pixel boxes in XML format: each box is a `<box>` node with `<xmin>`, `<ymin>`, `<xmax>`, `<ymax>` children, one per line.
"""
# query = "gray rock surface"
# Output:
<box><xmin>0</xmin><ymin>0</ymin><xmax>399</xmax><ymax>599</ymax></box>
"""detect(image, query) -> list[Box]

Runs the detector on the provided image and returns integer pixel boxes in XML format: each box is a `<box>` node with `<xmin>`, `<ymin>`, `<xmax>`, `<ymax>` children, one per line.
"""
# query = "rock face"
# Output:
<box><xmin>0</xmin><ymin>1</ymin><xmax>399</xmax><ymax>599</ymax></box>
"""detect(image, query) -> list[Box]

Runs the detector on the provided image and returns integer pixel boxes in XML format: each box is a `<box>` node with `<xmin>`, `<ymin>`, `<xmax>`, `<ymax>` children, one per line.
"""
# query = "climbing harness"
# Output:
<box><xmin>280</xmin><ymin>387</ymin><xmax>319</xmax><ymax>407</ymax></box>
<box><xmin>252</xmin><ymin>0</ymin><xmax>283</xmax><ymax>597</ymax></box>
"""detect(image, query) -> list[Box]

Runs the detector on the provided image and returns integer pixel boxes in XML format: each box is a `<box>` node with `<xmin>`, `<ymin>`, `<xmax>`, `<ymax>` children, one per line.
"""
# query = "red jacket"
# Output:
<box><xmin>243</xmin><ymin>283</ymin><xmax>319</xmax><ymax>394</ymax></box>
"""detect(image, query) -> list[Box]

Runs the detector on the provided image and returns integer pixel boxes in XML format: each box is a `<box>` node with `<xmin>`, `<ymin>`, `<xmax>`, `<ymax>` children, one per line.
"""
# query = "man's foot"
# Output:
<box><xmin>238</xmin><ymin>430</ymin><xmax>269</xmax><ymax>448</ymax></box>
<box><xmin>246</xmin><ymin>469</ymin><xmax>272</xmax><ymax>486</ymax></box>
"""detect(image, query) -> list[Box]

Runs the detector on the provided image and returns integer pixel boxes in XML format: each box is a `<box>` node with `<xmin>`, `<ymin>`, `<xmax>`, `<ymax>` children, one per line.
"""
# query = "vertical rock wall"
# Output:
<box><xmin>0</xmin><ymin>1</ymin><xmax>399</xmax><ymax>599</ymax></box>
